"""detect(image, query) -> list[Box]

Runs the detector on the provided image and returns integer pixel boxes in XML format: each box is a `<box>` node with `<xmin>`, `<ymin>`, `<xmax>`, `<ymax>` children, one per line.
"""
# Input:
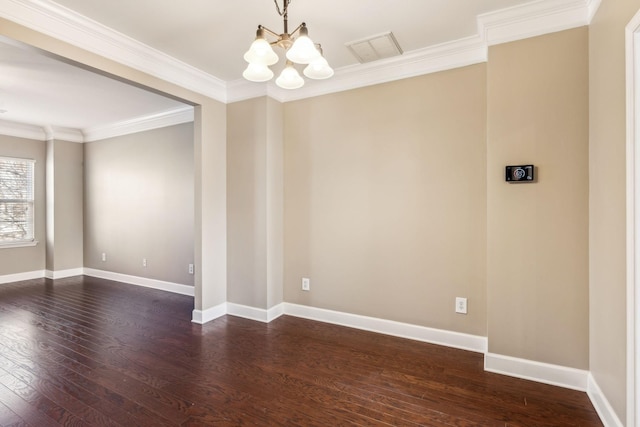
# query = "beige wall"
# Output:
<box><xmin>0</xmin><ymin>135</ymin><xmax>46</xmax><ymax>275</ymax></box>
<box><xmin>227</xmin><ymin>97</ymin><xmax>283</xmax><ymax>309</ymax></box>
<box><xmin>284</xmin><ymin>65</ymin><xmax>488</xmax><ymax>335</ymax></box>
<box><xmin>486</xmin><ymin>28</ymin><xmax>590</xmax><ymax>369</ymax></box>
<box><xmin>45</xmin><ymin>140</ymin><xmax>54</xmax><ymax>270</ymax></box>
<box><xmin>84</xmin><ymin>123</ymin><xmax>195</xmax><ymax>285</ymax></box>
<box><xmin>228</xmin><ymin>98</ymin><xmax>268</xmax><ymax>307</ymax></box>
<box><xmin>590</xmin><ymin>0</ymin><xmax>640</xmax><ymax>421</ymax></box>
<box><xmin>283</xmin><ymin>28</ymin><xmax>592</xmax><ymax>373</ymax></box>
<box><xmin>266</xmin><ymin>97</ymin><xmax>284</xmax><ymax>309</ymax></box>
<box><xmin>46</xmin><ymin>139</ymin><xmax>84</xmax><ymax>272</ymax></box>
<box><xmin>194</xmin><ymin>102</ymin><xmax>228</xmax><ymax>311</ymax></box>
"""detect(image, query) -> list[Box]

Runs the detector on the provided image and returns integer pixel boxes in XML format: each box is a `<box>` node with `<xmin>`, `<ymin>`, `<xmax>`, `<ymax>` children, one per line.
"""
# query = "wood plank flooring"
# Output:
<box><xmin>0</xmin><ymin>276</ymin><xmax>602</xmax><ymax>426</ymax></box>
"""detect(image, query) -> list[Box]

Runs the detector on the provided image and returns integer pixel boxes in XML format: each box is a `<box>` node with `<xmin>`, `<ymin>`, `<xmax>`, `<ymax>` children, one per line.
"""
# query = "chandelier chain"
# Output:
<box><xmin>273</xmin><ymin>0</ymin><xmax>292</xmax><ymax>17</ymax></box>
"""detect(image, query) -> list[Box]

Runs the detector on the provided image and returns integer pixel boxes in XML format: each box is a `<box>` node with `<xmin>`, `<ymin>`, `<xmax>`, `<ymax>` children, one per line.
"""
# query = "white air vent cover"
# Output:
<box><xmin>346</xmin><ymin>31</ymin><xmax>403</xmax><ymax>63</ymax></box>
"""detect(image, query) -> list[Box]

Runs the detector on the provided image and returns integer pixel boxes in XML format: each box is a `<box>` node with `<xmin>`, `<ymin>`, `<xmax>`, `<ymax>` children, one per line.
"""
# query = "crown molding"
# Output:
<box><xmin>0</xmin><ymin>0</ymin><xmax>227</xmax><ymax>102</ymax></box>
<box><xmin>273</xmin><ymin>35</ymin><xmax>487</xmax><ymax>103</ymax></box>
<box><xmin>586</xmin><ymin>0</ymin><xmax>602</xmax><ymax>23</ymax></box>
<box><xmin>0</xmin><ymin>119</ymin><xmax>46</xmax><ymax>140</ymax></box>
<box><xmin>229</xmin><ymin>0</ymin><xmax>596</xmax><ymax>103</ymax></box>
<box><xmin>0</xmin><ymin>0</ymin><xmax>600</xmax><ymax>108</ymax></box>
<box><xmin>0</xmin><ymin>120</ymin><xmax>84</xmax><ymax>142</ymax></box>
<box><xmin>228</xmin><ymin>35</ymin><xmax>486</xmax><ymax>103</ymax></box>
<box><xmin>44</xmin><ymin>125</ymin><xmax>83</xmax><ymax>142</ymax></box>
<box><xmin>226</xmin><ymin>79</ymin><xmax>270</xmax><ymax>104</ymax></box>
<box><xmin>478</xmin><ymin>0</ymin><xmax>597</xmax><ymax>46</ymax></box>
<box><xmin>82</xmin><ymin>106</ymin><xmax>194</xmax><ymax>142</ymax></box>
<box><xmin>0</xmin><ymin>107</ymin><xmax>194</xmax><ymax>142</ymax></box>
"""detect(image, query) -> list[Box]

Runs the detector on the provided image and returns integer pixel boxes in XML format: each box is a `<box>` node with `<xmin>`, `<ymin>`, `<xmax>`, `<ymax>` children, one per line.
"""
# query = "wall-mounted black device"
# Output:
<box><xmin>505</xmin><ymin>165</ymin><xmax>534</xmax><ymax>182</ymax></box>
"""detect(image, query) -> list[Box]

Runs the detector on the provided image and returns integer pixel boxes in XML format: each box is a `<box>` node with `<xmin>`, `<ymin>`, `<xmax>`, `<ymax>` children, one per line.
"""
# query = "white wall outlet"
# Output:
<box><xmin>455</xmin><ymin>297</ymin><xmax>468</xmax><ymax>314</ymax></box>
<box><xmin>143</xmin><ymin>258</ymin><xmax>147</xmax><ymax>267</ymax></box>
<box><xmin>188</xmin><ymin>264</ymin><xmax>194</xmax><ymax>275</ymax></box>
<box><xmin>302</xmin><ymin>277</ymin><xmax>310</xmax><ymax>291</ymax></box>
<box><xmin>101</xmin><ymin>252</ymin><xmax>106</xmax><ymax>262</ymax></box>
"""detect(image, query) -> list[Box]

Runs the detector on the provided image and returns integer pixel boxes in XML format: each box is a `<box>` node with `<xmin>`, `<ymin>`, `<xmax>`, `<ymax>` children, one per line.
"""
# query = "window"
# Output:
<box><xmin>0</xmin><ymin>157</ymin><xmax>35</xmax><ymax>246</ymax></box>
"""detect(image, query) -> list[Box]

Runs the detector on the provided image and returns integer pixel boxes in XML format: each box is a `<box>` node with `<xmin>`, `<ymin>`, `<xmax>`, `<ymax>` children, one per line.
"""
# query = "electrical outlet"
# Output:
<box><xmin>101</xmin><ymin>252</ymin><xmax>106</xmax><ymax>262</ymax></box>
<box><xmin>188</xmin><ymin>264</ymin><xmax>194</xmax><ymax>275</ymax></box>
<box><xmin>143</xmin><ymin>258</ymin><xmax>147</xmax><ymax>267</ymax></box>
<box><xmin>302</xmin><ymin>277</ymin><xmax>310</xmax><ymax>291</ymax></box>
<box><xmin>455</xmin><ymin>297</ymin><xmax>467</xmax><ymax>314</ymax></box>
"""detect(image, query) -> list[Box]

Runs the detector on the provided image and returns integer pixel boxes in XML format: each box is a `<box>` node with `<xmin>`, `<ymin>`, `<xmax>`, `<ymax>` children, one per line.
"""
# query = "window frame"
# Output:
<box><xmin>0</xmin><ymin>156</ymin><xmax>37</xmax><ymax>248</ymax></box>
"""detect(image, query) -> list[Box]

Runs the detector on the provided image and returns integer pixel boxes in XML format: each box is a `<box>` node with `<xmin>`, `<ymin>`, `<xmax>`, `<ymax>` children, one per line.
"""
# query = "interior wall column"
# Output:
<box><xmin>192</xmin><ymin>102</ymin><xmax>228</xmax><ymax>321</ymax></box>
<box><xmin>265</xmin><ymin>97</ymin><xmax>284</xmax><ymax>311</ymax></box>
<box><xmin>227</xmin><ymin>96</ymin><xmax>284</xmax><ymax>314</ymax></box>
<box><xmin>45</xmin><ymin>137</ymin><xmax>84</xmax><ymax>278</ymax></box>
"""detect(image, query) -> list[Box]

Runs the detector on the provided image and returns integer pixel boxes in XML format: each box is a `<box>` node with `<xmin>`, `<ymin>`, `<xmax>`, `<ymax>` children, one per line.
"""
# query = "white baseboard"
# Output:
<box><xmin>587</xmin><ymin>374</ymin><xmax>624</xmax><ymax>427</ymax></box>
<box><xmin>282</xmin><ymin>303</ymin><xmax>487</xmax><ymax>353</ymax></box>
<box><xmin>83</xmin><ymin>268</ymin><xmax>195</xmax><ymax>296</ymax></box>
<box><xmin>484</xmin><ymin>352</ymin><xmax>589</xmax><ymax>391</ymax></box>
<box><xmin>227</xmin><ymin>302</ymin><xmax>285</xmax><ymax>323</ymax></box>
<box><xmin>0</xmin><ymin>270</ymin><xmax>45</xmax><ymax>284</ymax></box>
<box><xmin>192</xmin><ymin>302</ymin><xmax>227</xmax><ymax>324</ymax></box>
<box><xmin>268</xmin><ymin>303</ymin><xmax>285</xmax><ymax>321</ymax></box>
<box><xmin>45</xmin><ymin>268</ymin><xmax>84</xmax><ymax>279</ymax></box>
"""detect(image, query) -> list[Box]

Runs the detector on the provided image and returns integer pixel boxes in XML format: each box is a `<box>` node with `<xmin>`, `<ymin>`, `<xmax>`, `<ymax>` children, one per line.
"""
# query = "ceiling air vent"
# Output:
<box><xmin>345</xmin><ymin>31</ymin><xmax>403</xmax><ymax>63</ymax></box>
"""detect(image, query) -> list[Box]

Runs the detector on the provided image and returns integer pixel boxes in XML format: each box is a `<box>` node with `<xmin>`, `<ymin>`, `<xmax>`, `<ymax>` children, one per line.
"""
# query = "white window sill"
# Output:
<box><xmin>0</xmin><ymin>240</ymin><xmax>39</xmax><ymax>249</ymax></box>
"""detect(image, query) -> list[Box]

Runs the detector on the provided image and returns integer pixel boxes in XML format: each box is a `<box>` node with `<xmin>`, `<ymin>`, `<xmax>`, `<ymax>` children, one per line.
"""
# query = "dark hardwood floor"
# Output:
<box><xmin>0</xmin><ymin>276</ymin><xmax>601</xmax><ymax>426</ymax></box>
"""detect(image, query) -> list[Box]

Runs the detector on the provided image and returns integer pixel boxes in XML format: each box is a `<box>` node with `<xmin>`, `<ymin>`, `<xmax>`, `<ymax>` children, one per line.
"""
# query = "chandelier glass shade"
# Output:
<box><xmin>243</xmin><ymin>1</ymin><xmax>333</xmax><ymax>89</ymax></box>
<box><xmin>275</xmin><ymin>61</ymin><xmax>305</xmax><ymax>89</ymax></box>
<box><xmin>242</xmin><ymin>62</ymin><xmax>274</xmax><ymax>82</ymax></box>
<box><xmin>303</xmin><ymin>53</ymin><xmax>333</xmax><ymax>79</ymax></box>
<box><xmin>243</xmin><ymin>32</ymin><xmax>279</xmax><ymax>66</ymax></box>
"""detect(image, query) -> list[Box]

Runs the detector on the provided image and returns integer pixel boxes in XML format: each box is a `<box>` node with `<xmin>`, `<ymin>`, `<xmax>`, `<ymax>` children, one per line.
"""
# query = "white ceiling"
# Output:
<box><xmin>48</xmin><ymin>0</ymin><xmax>532</xmax><ymax>81</ymax></box>
<box><xmin>0</xmin><ymin>0</ymin><xmax>590</xmax><ymax>137</ymax></box>
<box><xmin>0</xmin><ymin>38</ymin><xmax>187</xmax><ymax>132</ymax></box>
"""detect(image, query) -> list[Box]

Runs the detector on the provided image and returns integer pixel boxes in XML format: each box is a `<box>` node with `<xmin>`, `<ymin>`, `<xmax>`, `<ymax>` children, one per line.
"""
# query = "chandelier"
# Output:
<box><xmin>243</xmin><ymin>0</ymin><xmax>334</xmax><ymax>89</ymax></box>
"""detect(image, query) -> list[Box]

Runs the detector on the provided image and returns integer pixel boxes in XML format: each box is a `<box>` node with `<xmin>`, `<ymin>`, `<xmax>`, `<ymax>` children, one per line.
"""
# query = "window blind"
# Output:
<box><xmin>0</xmin><ymin>157</ymin><xmax>35</xmax><ymax>244</ymax></box>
